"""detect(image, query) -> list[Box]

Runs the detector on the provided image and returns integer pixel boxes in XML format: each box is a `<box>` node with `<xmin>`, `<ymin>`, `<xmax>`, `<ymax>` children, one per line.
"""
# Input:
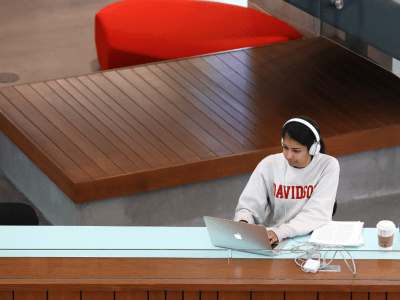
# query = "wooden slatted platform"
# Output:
<box><xmin>1</xmin><ymin>36</ymin><xmax>400</xmax><ymax>204</ymax></box>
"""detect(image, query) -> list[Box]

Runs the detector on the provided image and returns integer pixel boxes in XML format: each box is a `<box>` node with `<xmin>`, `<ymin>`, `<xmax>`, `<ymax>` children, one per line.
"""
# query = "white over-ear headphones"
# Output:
<box><xmin>281</xmin><ymin>118</ymin><xmax>321</xmax><ymax>156</ymax></box>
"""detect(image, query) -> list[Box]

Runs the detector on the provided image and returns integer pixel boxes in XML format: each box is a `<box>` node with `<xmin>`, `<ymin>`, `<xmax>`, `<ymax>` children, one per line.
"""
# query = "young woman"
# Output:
<box><xmin>234</xmin><ymin>117</ymin><xmax>340</xmax><ymax>244</ymax></box>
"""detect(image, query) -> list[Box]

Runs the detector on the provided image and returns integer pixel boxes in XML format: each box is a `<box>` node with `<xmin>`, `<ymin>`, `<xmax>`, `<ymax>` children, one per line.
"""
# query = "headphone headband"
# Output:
<box><xmin>283</xmin><ymin>118</ymin><xmax>320</xmax><ymax>142</ymax></box>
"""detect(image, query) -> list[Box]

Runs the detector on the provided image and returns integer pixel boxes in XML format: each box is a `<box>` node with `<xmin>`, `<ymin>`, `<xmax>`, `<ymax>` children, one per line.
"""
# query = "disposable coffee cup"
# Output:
<box><xmin>377</xmin><ymin>220</ymin><xmax>395</xmax><ymax>250</ymax></box>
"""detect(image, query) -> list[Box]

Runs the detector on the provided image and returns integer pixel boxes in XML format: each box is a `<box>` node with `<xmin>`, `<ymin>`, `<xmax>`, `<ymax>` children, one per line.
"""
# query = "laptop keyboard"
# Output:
<box><xmin>271</xmin><ymin>241</ymin><xmax>279</xmax><ymax>249</ymax></box>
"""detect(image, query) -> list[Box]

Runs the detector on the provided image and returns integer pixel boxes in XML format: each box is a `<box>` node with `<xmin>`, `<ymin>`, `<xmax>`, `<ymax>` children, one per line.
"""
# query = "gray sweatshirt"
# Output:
<box><xmin>234</xmin><ymin>153</ymin><xmax>340</xmax><ymax>241</ymax></box>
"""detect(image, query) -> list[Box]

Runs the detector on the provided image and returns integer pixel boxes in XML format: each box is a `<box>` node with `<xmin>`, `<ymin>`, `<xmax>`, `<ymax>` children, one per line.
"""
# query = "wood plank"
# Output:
<box><xmin>174</xmin><ymin>60</ymin><xmax>277</xmax><ymax>145</ymax></box>
<box><xmin>156</xmin><ymin>62</ymin><xmax>262</xmax><ymax>148</ymax></box>
<box><xmin>166</xmin><ymin>291</ymin><xmax>182</xmax><ymax>300</ymax></box>
<box><xmin>320</xmin><ymin>38</ymin><xmax>400</xmax><ymax>97</ymax></box>
<box><xmin>252</xmin><ymin>44</ymin><xmax>380</xmax><ymax>132</ymax></box>
<box><xmin>368</xmin><ymin>292</ymin><xmax>387</xmax><ymax>300</ymax></box>
<box><xmin>82</xmin><ymin>291</ymin><xmax>114</xmax><ymax>300</ymax></box>
<box><xmin>0</xmin><ymin>291</ymin><xmax>13</xmax><ymax>300</ymax></box>
<box><xmin>388</xmin><ymin>293</ymin><xmax>400</xmax><ymax>300</ymax></box>
<box><xmin>50</xmin><ymin>79</ymin><xmax>153</xmax><ymax>171</ymax></box>
<box><xmin>214</xmin><ymin>51</ymin><xmax>339</xmax><ymax>136</ymax></box>
<box><xmin>179</xmin><ymin>56</ymin><xmax>276</xmax><ymax>145</ymax></box>
<box><xmin>219</xmin><ymin>291</ymin><xmax>250</xmax><ymax>300</ymax></box>
<box><xmin>327</xmin><ymin>60</ymin><xmax>400</xmax><ymax>125</ymax></box>
<box><xmin>1</xmin><ymin>256</ymin><xmax>400</xmax><ymax>291</ymax></box>
<box><xmin>1</xmin><ymin>87</ymin><xmax>107</xmax><ymax>180</ymax></box>
<box><xmin>149</xmin><ymin>291</ymin><xmax>166</xmax><ymax>300</ymax></box>
<box><xmin>183</xmin><ymin>291</ymin><xmax>200</xmax><ymax>300</ymax></box>
<box><xmin>175</xmin><ymin>60</ymin><xmax>275</xmax><ymax>144</ymax></box>
<box><xmin>187</xmin><ymin>56</ymin><xmax>285</xmax><ymax>140</ymax></box>
<box><xmin>243</xmin><ymin>46</ymin><xmax>356</xmax><ymax>135</ymax></box>
<box><xmin>0</xmin><ymin>92</ymin><xmax>89</xmax><ymax>182</ymax></box>
<box><xmin>74</xmin><ymin>146</ymin><xmax>280</xmax><ymax>203</ymax></box>
<box><xmin>200</xmin><ymin>292</ymin><xmax>218</xmax><ymax>300</ymax></box>
<box><xmin>117</xmin><ymin>67</ymin><xmax>233</xmax><ymax>157</ymax></box>
<box><xmin>74</xmin><ymin>75</ymin><xmax>176</xmax><ymax>167</ymax></box>
<box><xmin>326</xmin><ymin>124</ymin><xmax>400</xmax><ymax>157</ymax></box>
<box><xmin>116</xmin><ymin>291</ymin><xmax>148</xmax><ymax>300</ymax></box>
<box><xmin>31</xmin><ymin>81</ymin><xmax>139</xmax><ymax>174</ymax></box>
<box><xmin>48</xmin><ymin>291</ymin><xmax>81</xmax><ymax>300</ymax></box>
<box><xmin>286</xmin><ymin>292</ymin><xmax>317</xmax><ymax>300</ymax></box>
<box><xmin>0</xmin><ymin>279</ymin><xmax>399</xmax><ymax>293</ymax></box>
<box><xmin>293</xmin><ymin>50</ymin><xmax>389</xmax><ymax>128</ymax></box>
<box><xmin>87</xmin><ymin>73</ymin><xmax>201</xmax><ymax>163</ymax></box>
<box><xmin>319</xmin><ymin>292</ymin><xmax>351</xmax><ymax>300</ymax></box>
<box><xmin>252</xmin><ymin>291</ymin><xmax>284</xmax><ymax>300</ymax></box>
<box><xmin>272</xmin><ymin>53</ymin><xmax>385</xmax><ymax>130</ymax></box>
<box><xmin>273</xmin><ymin>41</ymin><xmax>400</xmax><ymax>127</ymax></box>
<box><xmin>201</xmin><ymin>55</ymin><xmax>315</xmax><ymax>129</ymax></box>
<box><xmin>16</xmin><ymin>84</ymin><xmax>124</xmax><ymax>176</ymax></box>
<box><xmin>351</xmin><ymin>293</ymin><xmax>368</xmax><ymax>300</ymax></box>
<box><xmin>307</xmin><ymin>40</ymin><xmax>400</xmax><ymax>124</ymax></box>
<box><xmin>145</xmin><ymin>64</ymin><xmax>256</xmax><ymax>151</ymax></box>
<box><xmin>263</xmin><ymin>40</ymin><xmax>386</xmax><ymax>129</ymax></box>
<box><xmin>14</xmin><ymin>291</ymin><xmax>47</xmax><ymax>300</ymax></box>
<box><xmin>115</xmin><ymin>68</ymin><xmax>230</xmax><ymax>156</ymax></box>
<box><xmin>166</xmin><ymin>61</ymin><xmax>262</xmax><ymax>138</ymax></box>
<box><xmin>0</xmin><ymin>93</ymin><xmax>81</xmax><ymax>199</ymax></box>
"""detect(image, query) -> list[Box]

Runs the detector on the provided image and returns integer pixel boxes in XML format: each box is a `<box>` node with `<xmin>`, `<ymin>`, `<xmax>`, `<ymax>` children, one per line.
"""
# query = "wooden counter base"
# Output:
<box><xmin>0</xmin><ymin>257</ymin><xmax>399</xmax><ymax>299</ymax></box>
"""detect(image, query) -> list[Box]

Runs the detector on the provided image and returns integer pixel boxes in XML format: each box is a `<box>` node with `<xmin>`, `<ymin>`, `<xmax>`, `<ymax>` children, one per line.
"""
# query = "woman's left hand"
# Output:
<box><xmin>267</xmin><ymin>230</ymin><xmax>278</xmax><ymax>244</ymax></box>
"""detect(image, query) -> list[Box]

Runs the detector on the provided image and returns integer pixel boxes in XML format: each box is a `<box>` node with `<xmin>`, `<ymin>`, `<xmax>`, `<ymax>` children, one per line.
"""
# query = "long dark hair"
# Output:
<box><xmin>281</xmin><ymin>116</ymin><xmax>326</xmax><ymax>154</ymax></box>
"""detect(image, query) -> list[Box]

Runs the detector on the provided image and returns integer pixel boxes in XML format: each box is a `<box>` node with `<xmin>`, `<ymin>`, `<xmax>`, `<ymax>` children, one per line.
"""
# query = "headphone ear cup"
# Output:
<box><xmin>309</xmin><ymin>142</ymin><xmax>321</xmax><ymax>155</ymax></box>
<box><xmin>309</xmin><ymin>143</ymin><xmax>316</xmax><ymax>155</ymax></box>
<box><xmin>281</xmin><ymin>138</ymin><xmax>284</xmax><ymax>146</ymax></box>
<box><xmin>315</xmin><ymin>143</ymin><xmax>321</xmax><ymax>155</ymax></box>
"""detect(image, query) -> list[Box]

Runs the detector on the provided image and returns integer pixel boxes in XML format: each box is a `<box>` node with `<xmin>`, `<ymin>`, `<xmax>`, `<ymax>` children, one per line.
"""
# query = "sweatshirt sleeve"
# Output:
<box><xmin>234</xmin><ymin>160</ymin><xmax>269</xmax><ymax>224</ymax></box>
<box><xmin>273</xmin><ymin>158</ymin><xmax>340</xmax><ymax>241</ymax></box>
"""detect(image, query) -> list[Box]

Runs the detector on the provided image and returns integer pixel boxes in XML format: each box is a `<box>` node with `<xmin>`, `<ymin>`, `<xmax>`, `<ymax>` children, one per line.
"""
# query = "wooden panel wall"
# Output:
<box><xmin>3</xmin><ymin>291</ymin><xmax>400</xmax><ymax>300</ymax></box>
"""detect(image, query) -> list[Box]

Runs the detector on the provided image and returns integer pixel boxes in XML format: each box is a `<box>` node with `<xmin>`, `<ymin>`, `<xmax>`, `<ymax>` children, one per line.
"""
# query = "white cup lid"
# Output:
<box><xmin>377</xmin><ymin>220</ymin><xmax>395</xmax><ymax>230</ymax></box>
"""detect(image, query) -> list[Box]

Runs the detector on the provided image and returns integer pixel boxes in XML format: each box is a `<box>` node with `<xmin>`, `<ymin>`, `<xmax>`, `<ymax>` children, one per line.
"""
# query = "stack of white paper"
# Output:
<box><xmin>309</xmin><ymin>221</ymin><xmax>364</xmax><ymax>246</ymax></box>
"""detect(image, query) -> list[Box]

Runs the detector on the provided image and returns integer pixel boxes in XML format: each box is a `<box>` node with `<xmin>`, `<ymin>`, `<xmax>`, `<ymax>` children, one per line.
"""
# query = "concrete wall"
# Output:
<box><xmin>1</xmin><ymin>130</ymin><xmax>399</xmax><ymax>226</ymax></box>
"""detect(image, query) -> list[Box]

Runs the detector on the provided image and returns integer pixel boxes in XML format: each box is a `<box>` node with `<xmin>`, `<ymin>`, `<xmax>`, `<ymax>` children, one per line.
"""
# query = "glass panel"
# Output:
<box><xmin>0</xmin><ymin>226</ymin><xmax>399</xmax><ymax>280</ymax></box>
<box><xmin>319</xmin><ymin>0</ymin><xmax>400</xmax><ymax>76</ymax></box>
<box><xmin>320</xmin><ymin>21</ymin><xmax>395</xmax><ymax>74</ymax></box>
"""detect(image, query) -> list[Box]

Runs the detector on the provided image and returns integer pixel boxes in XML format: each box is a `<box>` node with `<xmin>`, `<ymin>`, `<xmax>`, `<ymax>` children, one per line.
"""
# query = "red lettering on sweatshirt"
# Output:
<box><xmin>284</xmin><ymin>186</ymin><xmax>291</xmax><ymax>199</ymax></box>
<box><xmin>296</xmin><ymin>186</ymin><xmax>305</xmax><ymax>199</ymax></box>
<box><xmin>275</xmin><ymin>185</ymin><xmax>283</xmax><ymax>198</ymax></box>
<box><xmin>273</xmin><ymin>184</ymin><xmax>314</xmax><ymax>200</ymax></box>
<box><xmin>307</xmin><ymin>186</ymin><xmax>314</xmax><ymax>198</ymax></box>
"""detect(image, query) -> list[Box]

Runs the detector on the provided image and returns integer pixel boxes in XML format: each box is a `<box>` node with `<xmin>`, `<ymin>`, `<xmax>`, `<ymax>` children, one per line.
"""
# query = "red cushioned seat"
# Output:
<box><xmin>95</xmin><ymin>0</ymin><xmax>302</xmax><ymax>70</ymax></box>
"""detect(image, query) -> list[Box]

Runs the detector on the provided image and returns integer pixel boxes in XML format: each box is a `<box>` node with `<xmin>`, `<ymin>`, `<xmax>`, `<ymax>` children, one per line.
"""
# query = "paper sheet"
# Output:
<box><xmin>309</xmin><ymin>221</ymin><xmax>364</xmax><ymax>246</ymax></box>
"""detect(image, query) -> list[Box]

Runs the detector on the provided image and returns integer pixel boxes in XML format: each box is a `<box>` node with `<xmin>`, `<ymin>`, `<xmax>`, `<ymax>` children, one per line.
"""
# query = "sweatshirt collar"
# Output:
<box><xmin>285</xmin><ymin>153</ymin><xmax>319</xmax><ymax>172</ymax></box>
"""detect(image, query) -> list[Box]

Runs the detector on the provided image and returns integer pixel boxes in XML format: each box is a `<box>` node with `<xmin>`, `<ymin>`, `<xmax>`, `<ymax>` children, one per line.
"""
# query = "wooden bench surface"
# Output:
<box><xmin>1</xmin><ymin>36</ymin><xmax>400</xmax><ymax>203</ymax></box>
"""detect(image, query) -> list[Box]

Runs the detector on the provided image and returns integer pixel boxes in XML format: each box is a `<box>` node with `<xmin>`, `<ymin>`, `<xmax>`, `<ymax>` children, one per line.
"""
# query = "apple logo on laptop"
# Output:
<box><xmin>234</xmin><ymin>233</ymin><xmax>242</xmax><ymax>240</ymax></box>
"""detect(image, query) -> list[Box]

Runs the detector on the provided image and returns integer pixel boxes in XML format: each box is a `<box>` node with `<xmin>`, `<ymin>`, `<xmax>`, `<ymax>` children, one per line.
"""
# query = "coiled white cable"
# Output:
<box><xmin>280</xmin><ymin>242</ymin><xmax>356</xmax><ymax>274</ymax></box>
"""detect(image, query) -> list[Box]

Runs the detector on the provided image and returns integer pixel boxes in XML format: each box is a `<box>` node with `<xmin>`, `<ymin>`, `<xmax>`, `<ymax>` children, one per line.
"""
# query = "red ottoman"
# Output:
<box><xmin>95</xmin><ymin>0</ymin><xmax>302</xmax><ymax>70</ymax></box>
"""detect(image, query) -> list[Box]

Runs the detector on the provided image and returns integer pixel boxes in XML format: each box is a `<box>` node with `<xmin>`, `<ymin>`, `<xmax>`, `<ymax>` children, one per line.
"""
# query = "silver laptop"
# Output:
<box><xmin>204</xmin><ymin>216</ymin><xmax>290</xmax><ymax>256</ymax></box>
